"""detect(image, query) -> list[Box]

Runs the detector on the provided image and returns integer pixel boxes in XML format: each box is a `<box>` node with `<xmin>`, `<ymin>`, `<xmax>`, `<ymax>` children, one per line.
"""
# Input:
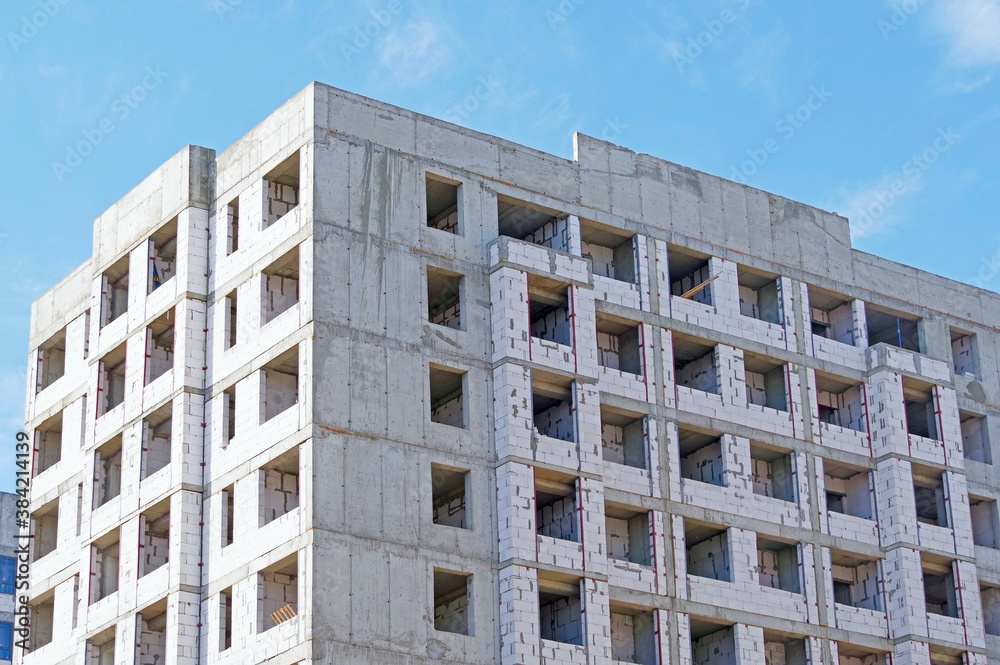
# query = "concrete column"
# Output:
<box><xmin>661</xmin><ymin>328</ymin><xmax>676</xmax><ymax>409</ymax></box>
<box><xmin>777</xmin><ymin>276</ymin><xmax>798</xmax><ymax>349</ymax></box>
<box><xmin>572</xmin><ymin>284</ymin><xmax>599</xmax><ymax>380</ymax></box>
<box><xmin>490</xmin><ymin>267</ymin><xmax>530</xmax><ymax>364</ymax></box>
<box><xmin>583</xmin><ymin>578</ymin><xmax>612</xmax><ymax>665</ymax></box>
<box><xmin>497</xmin><ymin>462</ymin><xmax>536</xmax><ymax>563</ymax></box>
<box><xmin>653</xmin><ymin>240</ymin><xmax>670</xmax><ymax>317</ymax></box>
<box><xmin>499</xmin><ymin>566</ymin><xmax>540</xmax><ymax>665</ymax></box>
<box><xmin>875</xmin><ymin>458</ymin><xmax>919</xmax><ymax>547</ymax></box>
<box><xmin>734</xmin><ymin>623</ymin><xmax>766</xmax><ymax>665</ymax></box>
<box><xmin>718</xmin><ymin>344</ymin><xmax>745</xmax><ymax>409</ymax></box>
<box><xmin>867</xmin><ymin>371</ymin><xmax>908</xmax><ymax>458</ymax></box>
<box><xmin>850</xmin><ymin>300</ymin><xmax>868</xmax><ymax>349</ymax></box>
<box><xmin>579</xmin><ymin>477</ymin><xmax>606</xmax><ymax>576</ymax></box>
<box><xmin>883</xmin><ymin>547</ymin><xmax>927</xmax><ymax>639</ymax></box>
<box><xmin>709</xmin><ymin>257</ymin><xmax>741</xmax><ymax>319</ymax></box>
<box><xmin>728</xmin><ymin>527</ymin><xmax>758</xmax><ymax>585</ymax></box>
<box><xmin>576</xmin><ymin>382</ymin><xmax>602</xmax><ymax>476</ymax></box>
<box><xmin>493</xmin><ymin>364</ymin><xmax>533</xmax><ymax>461</ymax></box>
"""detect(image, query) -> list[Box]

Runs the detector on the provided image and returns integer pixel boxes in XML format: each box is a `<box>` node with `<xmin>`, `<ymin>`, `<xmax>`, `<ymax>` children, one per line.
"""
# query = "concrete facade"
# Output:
<box><xmin>19</xmin><ymin>82</ymin><xmax>1000</xmax><ymax>665</ymax></box>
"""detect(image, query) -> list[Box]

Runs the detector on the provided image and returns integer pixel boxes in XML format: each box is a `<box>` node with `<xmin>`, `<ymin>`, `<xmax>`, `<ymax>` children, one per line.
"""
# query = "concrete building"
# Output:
<box><xmin>1</xmin><ymin>493</ymin><xmax>19</xmax><ymax>665</ymax></box>
<box><xmin>19</xmin><ymin>82</ymin><xmax>1000</xmax><ymax>665</ymax></box>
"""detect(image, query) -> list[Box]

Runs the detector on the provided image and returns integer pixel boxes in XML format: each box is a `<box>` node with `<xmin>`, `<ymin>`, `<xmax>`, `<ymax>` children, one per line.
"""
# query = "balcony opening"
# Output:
<box><xmin>29</xmin><ymin>593</ymin><xmax>54</xmax><ymax>650</ymax></box>
<box><xmin>426</xmin><ymin>173</ymin><xmax>461</xmax><ymax>234</ymax></box>
<box><xmin>690</xmin><ymin>620</ymin><xmax>736</xmax><ymax>665</ymax></box>
<box><xmin>532</xmin><ymin>371</ymin><xmax>575</xmax><ymax>443</ymax></box>
<box><xmin>950</xmin><ymin>329</ymin><xmax>978</xmax><ymax>378</ymax></box>
<box><xmin>596</xmin><ymin>314</ymin><xmax>643</xmax><ymax>375</ymax></box>
<box><xmin>960</xmin><ymin>411</ymin><xmax>991</xmax><ymax>464</ymax></box>
<box><xmin>429</xmin><ymin>364</ymin><xmax>466</xmax><ymax>429</ymax></box>
<box><xmin>669</xmin><ymin>246</ymin><xmax>713</xmax><ymax>306</ymax></box>
<box><xmin>140</xmin><ymin>500</ymin><xmax>170</xmax><ymax>576</ymax></box>
<box><xmin>865</xmin><ymin>304</ymin><xmax>920</xmax><ymax>352</ymax></box>
<box><xmin>497</xmin><ymin>195</ymin><xmax>570</xmax><ymax>251</ymax></box>
<box><xmin>815</xmin><ymin>372</ymin><xmax>867</xmax><ymax>432</ymax></box>
<box><xmin>91</xmin><ymin>530</ymin><xmax>120</xmax><ymax>603</ymax></box>
<box><xmin>259</xmin><ymin>554</ymin><xmax>298</xmax><ymax>631</ymax></box>
<box><xmin>264</xmin><ymin>151</ymin><xmax>299</xmax><ymax>228</ymax></box>
<box><xmin>433</xmin><ymin>569</ymin><xmax>472</xmax><ymax>635</ymax></box>
<box><xmin>36</xmin><ymin>326</ymin><xmax>66</xmax><ymax>393</ymax></box>
<box><xmin>261</xmin><ymin>446</ymin><xmax>300</xmax><ymax>525</ymax></box>
<box><xmin>88</xmin><ymin>627</ymin><xmax>115</xmax><ymax>665</ymax></box>
<box><xmin>610</xmin><ymin>605</ymin><xmax>656</xmax><ymax>665</ymax></box>
<box><xmin>141</xmin><ymin>403</ymin><xmax>172</xmax><ymax>480</ymax></box>
<box><xmin>823</xmin><ymin>461</ymin><xmax>873</xmax><ymax>520</ymax></box>
<box><xmin>33</xmin><ymin>411</ymin><xmax>63</xmax><ymax>476</ymax></box>
<box><xmin>219</xmin><ymin>587</ymin><xmax>233</xmax><ymax>650</ymax></box>
<box><xmin>982</xmin><ymin>584</ymin><xmax>1000</xmax><ymax>636</ymax></box>
<box><xmin>529</xmin><ymin>276</ymin><xmax>572</xmax><ymax>346</ymax></box>
<box><xmin>221</xmin><ymin>484</ymin><xmax>234</xmax><ymax>548</ymax></box>
<box><xmin>678</xmin><ymin>425</ymin><xmax>725</xmax><ymax>487</ymax></box>
<box><xmin>139</xmin><ymin>604</ymin><xmax>167</xmax><ymax>665</ymax></box>
<box><xmin>262</xmin><ymin>346</ymin><xmax>299</xmax><ymax>422</ymax></box>
<box><xmin>581</xmin><ymin>219</ymin><xmax>636</xmax><ymax>283</ymax></box>
<box><xmin>763</xmin><ymin>632</ymin><xmax>807</xmax><ymax>665</ymax></box>
<box><xmin>903</xmin><ymin>378</ymin><xmax>938</xmax><ymax>440</ymax></box>
<box><xmin>837</xmin><ymin>645</ymin><xmax>887</xmax><ymax>665</ymax></box>
<box><xmin>226</xmin><ymin>196</ymin><xmax>240</xmax><ymax>254</ymax></box>
<box><xmin>539</xmin><ymin>580</ymin><xmax>583</xmax><ymax>646</ymax></box>
<box><xmin>673</xmin><ymin>335</ymin><xmax>718</xmax><ymax>395</ymax></box>
<box><xmin>808</xmin><ymin>286</ymin><xmax>855</xmax><ymax>344</ymax></box>
<box><xmin>101</xmin><ymin>255</ymin><xmax>130</xmax><ymax>327</ymax></box>
<box><xmin>970</xmin><ymin>496</ymin><xmax>998</xmax><ymax>548</ymax></box>
<box><xmin>262</xmin><ymin>245</ymin><xmax>299</xmax><ymax>324</ymax></box>
<box><xmin>606</xmin><ymin>504</ymin><xmax>651</xmax><ymax>566</ymax></box>
<box><xmin>686</xmin><ymin>521</ymin><xmax>731</xmax><ymax>582</ymax></box>
<box><xmin>535</xmin><ymin>469</ymin><xmax>578</xmax><ymax>543</ymax></box>
<box><xmin>757</xmin><ymin>537</ymin><xmax>800</xmax><ymax>593</ymax></box>
<box><xmin>99</xmin><ymin>343</ymin><xmax>127</xmax><ymax>415</ymax></box>
<box><xmin>913</xmin><ymin>466</ymin><xmax>949</xmax><ymax>527</ymax></box>
<box><xmin>750</xmin><ymin>442</ymin><xmax>795</xmax><ymax>502</ymax></box>
<box><xmin>738</xmin><ymin>266</ymin><xmax>781</xmax><ymax>324</ymax></box>
<box><xmin>225</xmin><ymin>289</ymin><xmax>238</xmax><ymax>349</ymax></box>
<box><xmin>427</xmin><ymin>266</ymin><xmax>463</xmax><ymax>330</ymax></box>
<box><xmin>32</xmin><ymin>498</ymin><xmax>59</xmax><ymax>560</ymax></box>
<box><xmin>223</xmin><ymin>385</ymin><xmax>236</xmax><ymax>444</ymax></box>
<box><xmin>148</xmin><ymin>217</ymin><xmax>177</xmax><ymax>293</ymax></box>
<box><xmin>94</xmin><ymin>434</ymin><xmax>123</xmax><ymax>507</ymax></box>
<box><xmin>145</xmin><ymin>307</ymin><xmax>175</xmax><ymax>385</ymax></box>
<box><xmin>744</xmin><ymin>354</ymin><xmax>788</xmax><ymax>411</ymax></box>
<box><xmin>922</xmin><ymin>555</ymin><xmax>958</xmax><ymax>618</ymax></box>
<box><xmin>431</xmin><ymin>464</ymin><xmax>469</xmax><ymax>529</ymax></box>
<box><xmin>600</xmin><ymin>407</ymin><xmax>647</xmax><ymax>469</ymax></box>
<box><xmin>830</xmin><ymin>550</ymin><xmax>882</xmax><ymax>611</ymax></box>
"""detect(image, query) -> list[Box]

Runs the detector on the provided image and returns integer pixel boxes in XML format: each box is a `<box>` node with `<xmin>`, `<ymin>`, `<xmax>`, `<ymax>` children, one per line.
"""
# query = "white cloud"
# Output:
<box><xmin>825</xmin><ymin>171</ymin><xmax>926</xmax><ymax>240</ymax></box>
<box><xmin>377</xmin><ymin>20</ymin><xmax>451</xmax><ymax>87</ymax></box>
<box><xmin>932</xmin><ymin>0</ymin><xmax>1000</xmax><ymax>67</ymax></box>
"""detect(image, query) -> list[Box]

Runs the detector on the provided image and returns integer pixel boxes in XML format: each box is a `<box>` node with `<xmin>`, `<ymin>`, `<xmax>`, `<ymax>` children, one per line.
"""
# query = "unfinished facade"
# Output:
<box><xmin>20</xmin><ymin>83</ymin><xmax>1000</xmax><ymax>665</ymax></box>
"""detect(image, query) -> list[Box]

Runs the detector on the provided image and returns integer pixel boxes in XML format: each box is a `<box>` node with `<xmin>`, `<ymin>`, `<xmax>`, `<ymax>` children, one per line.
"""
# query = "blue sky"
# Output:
<box><xmin>1</xmin><ymin>0</ymin><xmax>999</xmax><ymax>489</ymax></box>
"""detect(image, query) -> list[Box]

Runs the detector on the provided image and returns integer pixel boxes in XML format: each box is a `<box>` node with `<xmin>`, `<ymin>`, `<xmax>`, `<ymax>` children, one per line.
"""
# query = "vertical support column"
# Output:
<box><xmin>499</xmin><ymin>566</ymin><xmax>540</xmax><ymax>665</ymax></box>
<box><xmin>875</xmin><ymin>458</ymin><xmax>919</xmax><ymax>547</ymax></box>
<box><xmin>808</xmin><ymin>636</ymin><xmax>832</xmax><ymax>665</ymax></box>
<box><xmin>867</xmin><ymin>371</ymin><xmax>908</xmax><ymax>458</ymax></box>
<box><xmin>708</xmin><ymin>257</ymin><xmax>740</xmax><ymax>318</ymax></box>
<box><xmin>493</xmin><ymin>364</ymin><xmax>533</xmax><ymax>461</ymax></box>
<box><xmin>892</xmin><ymin>639</ymin><xmax>930</xmax><ymax>665</ymax></box>
<box><xmin>661</xmin><ymin>328</ymin><xmax>676</xmax><ymax>410</ymax></box>
<box><xmin>170</xmin><ymin>589</ymin><xmax>202</xmax><ymax>664</ymax></box>
<box><xmin>718</xmin><ymin>345</ymin><xmax>746</xmax><ymax>410</ymax></box>
<box><xmin>565</xmin><ymin>214</ymin><xmax>583</xmax><ymax>256</ymax></box>
<box><xmin>653</xmin><ymin>240</ymin><xmax>670</xmax><ymax>317</ymax></box>
<box><xmin>497</xmin><ymin>462</ymin><xmax>537</xmax><ymax>563</ymax></box>
<box><xmin>576</xmin><ymin>383</ymin><xmax>603</xmax><ymax>476</ymax></box>
<box><xmin>671</xmin><ymin>515</ymin><xmax>688</xmax><ymax>600</ymax></box>
<box><xmin>793</xmin><ymin>451</ymin><xmax>812</xmax><ymax>524</ymax></box>
<box><xmin>634</xmin><ymin>234</ymin><xmax>651</xmax><ymax>312</ymax></box>
<box><xmin>572</xmin><ymin>285</ymin><xmax>599</xmax><ymax>379</ymax></box>
<box><xmin>723</xmin><ymin>434</ymin><xmax>752</xmax><ymax>493</ymax></box>
<box><xmin>776</xmin><ymin>277</ymin><xmax>798</xmax><ymax>351</ymax></box>
<box><xmin>583</xmin><ymin>578</ymin><xmax>612</xmax><ymax>665</ymax></box>
<box><xmin>664</xmin><ymin>421</ymin><xmax>682</xmax><ymax>504</ymax></box>
<box><xmin>117</xmin><ymin>614</ymin><xmax>138</xmax><ymax>665</ymax></box>
<box><xmin>676</xmin><ymin>612</ymin><xmax>692</xmax><ymax>665</ymax></box>
<box><xmin>728</xmin><ymin>527</ymin><xmax>758</xmax><ymax>586</ymax></box>
<box><xmin>490</xmin><ymin>267</ymin><xmax>530</xmax><ymax>363</ymax></box>
<box><xmin>936</xmin><ymin>385</ymin><xmax>966</xmax><ymax>464</ymax></box>
<box><xmin>957</xmin><ymin>559</ymin><xmax>986</xmax><ymax>649</ymax></box>
<box><xmin>818</xmin><ymin>546</ymin><xmax>836</xmax><ymax>627</ymax></box>
<box><xmin>174</xmin><ymin>490</ymin><xmax>203</xmax><ymax>589</ymax></box>
<box><xmin>579</xmin><ymin>476</ymin><xmax>606</xmax><ymax>576</ymax></box>
<box><xmin>850</xmin><ymin>300</ymin><xmax>868</xmax><ymax>349</ymax></box>
<box><xmin>948</xmin><ymin>472</ymin><xmax>976</xmax><ymax>558</ymax></box>
<box><xmin>647</xmin><ymin>417</ymin><xmax>663</xmax><ymax>498</ymax></box>
<box><xmin>733</xmin><ymin>623</ymin><xmax>766</xmax><ymax>665</ymax></box>
<box><xmin>883</xmin><ymin>547</ymin><xmax>927</xmax><ymax>639</ymax></box>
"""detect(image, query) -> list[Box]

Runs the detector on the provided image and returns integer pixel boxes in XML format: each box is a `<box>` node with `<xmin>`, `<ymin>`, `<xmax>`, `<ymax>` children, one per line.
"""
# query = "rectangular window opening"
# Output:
<box><xmin>225</xmin><ymin>289</ymin><xmax>238</xmax><ymax>349</ymax></box>
<box><xmin>432</xmin><ymin>464</ymin><xmax>469</xmax><ymax>529</ymax></box>
<box><xmin>33</xmin><ymin>411</ymin><xmax>63</xmax><ymax>476</ymax></box>
<box><xmin>264</xmin><ymin>151</ymin><xmax>300</xmax><ymax>229</ymax></box>
<box><xmin>99</xmin><ymin>343</ymin><xmax>127</xmax><ymax>415</ymax></box>
<box><xmin>36</xmin><ymin>326</ymin><xmax>67</xmax><ymax>393</ymax></box>
<box><xmin>581</xmin><ymin>219</ymin><xmax>636</xmax><ymax>283</ymax></box>
<box><xmin>606</xmin><ymin>505</ymin><xmax>651</xmax><ymax>567</ymax></box>
<box><xmin>690</xmin><ymin>620</ymin><xmax>737</xmax><ymax>665</ymax></box>
<box><xmin>922</xmin><ymin>556</ymin><xmax>958</xmax><ymax>618</ymax></box>
<box><xmin>762</xmin><ymin>632</ymin><xmax>808</xmax><ymax>665</ymax></box>
<box><xmin>951</xmin><ymin>329</ymin><xmax>979</xmax><ymax>378</ymax></box>
<box><xmin>685</xmin><ymin>521</ymin><xmax>731</xmax><ymax>582</ymax></box>
<box><xmin>220</xmin><ymin>587</ymin><xmax>233</xmax><ymax>650</ymax></box>
<box><xmin>981</xmin><ymin>584</ymin><xmax>1000</xmax><ymax>636</ymax></box>
<box><xmin>262</xmin><ymin>346</ymin><xmax>299</xmax><ymax>422</ymax></box>
<box><xmin>141</xmin><ymin>404</ymin><xmax>172</xmax><ymax>480</ymax></box>
<box><xmin>913</xmin><ymin>466</ymin><xmax>949</xmax><ymax>528</ymax></box>
<box><xmin>750</xmin><ymin>442</ymin><xmax>795</xmax><ymax>502</ymax></box>
<box><xmin>497</xmin><ymin>195</ymin><xmax>569</xmax><ymax>250</ymax></box>
<box><xmin>29</xmin><ymin>595</ymin><xmax>55</xmax><ymax>650</ymax></box>
<box><xmin>101</xmin><ymin>255</ymin><xmax>130</xmax><ymax>327</ymax></box>
<box><xmin>148</xmin><ymin>217</ymin><xmax>177</xmax><ymax>293</ymax></box>
<box><xmin>744</xmin><ymin>354</ymin><xmax>788</xmax><ymax>412</ymax></box>
<box><xmin>823</xmin><ymin>461</ymin><xmax>873</xmax><ymax>520</ymax></box>
<box><xmin>815</xmin><ymin>372</ymin><xmax>867</xmax><ymax>433</ymax></box>
<box><xmin>261</xmin><ymin>446</ymin><xmax>300</xmax><ymax>525</ymax></box>
<box><xmin>94</xmin><ymin>434</ymin><xmax>123</xmax><ymax>507</ymax></box>
<box><xmin>88</xmin><ymin>628</ymin><xmax>116</xmax><ymax>665</ymax></box>
<box><xmin>600</xmin><ymin>407</ymin><xmax>647</xmax><ymax>469</ymax></box>
<box><xmin>969</xmin><ymin>496</ymin><xmax>997</xmax><ymax>548</ymax></box>
<box><xmin>756</xmin><ymin>537</ymin><xmax>801</xmax><ymax>593</ymax></box>
<box><xmin>91</xmin><ymin>531</ymin><xmax>120</xmax><ymax>603</ymax></box>
<box><xmin>960</xmin><ymin>411</ymin><xmax>991</xmax><ymax>464</ymax></box>
<box><xmin>865</xmin><ymin>303</ymin><xmax>920</xmax><ymax>352</ymax></box>
<box><xmin>427</xmin><ymin>266</ymin><xmax>463</xmax><ymax>330</ymax></box>
<box><xmin>673</xmin><ymin>335</ymin><xmax>719</xmax><ymax>395</ymax></box>
<box><xmin>433</xmin><ymin>569</ymin><xmax>472</xmax><ymax>635</ymax></box>
<box><xmin>808</xmin><ymin>286</ymin><xmax>855</xmax><ymax>345</ymax></box>
<box><xmin>31</xmin><ymin>499</ymin><xmax>59</xmax><ymax>560</ymax></box>
<box><xmin>429</xmin><ymin>364</ymin><xmax>467</xmax><ymax>429</ymax></box>
<box><xmin>610</xmin><ymin>605</ymin><xmax>656</xmax><ymax>665</ymax></box>
<box><xmin>140</xmin><ymin>501</ymin><xmax>170</xmax><ymax>576</ymax></box>
<box><xmin>224</xmin><ymin>385</ymin><xmax>237</xmax><ymax>444</ymax></box>
<box><xmin>596</xmin><ymin>314</ymin><xmax>643</xmax><ymax>375</ymax></box>
<box><xmin>539</xmin><ymin>581</ymin><xmax>583</xmax><ymax>646</ymax></box>
<box><xmin>529</xmin><ymin>276</ymin><xmax>573</xmax><ymax>346</ymax></box>
<box><xmin>221</xmin><ymin>485</ymin><xmax>235</xmax><ymax>548</ymax></box>
<box><xmin>903</xmin><ymin>378</ymin><xmax>939</xmax><ymax>440</ymax></box>
<box><xmin>737</xmin><ymin>266</ymin><xmax>782</xmax><ymax>324</ymax></box>
<box><xmin>535</xmin><ymin>469</ymin><xmax>579</xmax><ymax>543</ymax></box>
<box><xmin>259</xmin><ymin>555</ymin><xmax>298</xmax><ymax>631</ymax></box>
<box><xmin>138</xmin><ymin>606</ymin><xmax>167</xmax><ymax>665</ymax></box>
<box><xmin>532</xmin><ymin>372</ymin><xmax>575</xmax><ymax>443</ymax></box>
<box><xmin>145</xmin><ymin>308</ymin><xmax>175</xmax><ymax>385</ymax></box>
<box><xmin>679</xmin><ymin>425</ymin><xmax>725</xmax><ymax>487</ymax></box>
<box><xmin>226</xmin><ymin>196</ymin><xmax>240</xmax><ymax>255</ymax></box>
<box><xmin>426</xmin><ymin>174</ymin><xmax>461</xmax><ymax>234</ymax></box>
<box><xmin>261</xmin><ymin>245</ymin><xmax>299</xmax><ymax>324</ymax></box>
<box><xmin>668</xmin><ymin>247</ymin><xmax>713</xmax><ymax>306</ymax></box>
